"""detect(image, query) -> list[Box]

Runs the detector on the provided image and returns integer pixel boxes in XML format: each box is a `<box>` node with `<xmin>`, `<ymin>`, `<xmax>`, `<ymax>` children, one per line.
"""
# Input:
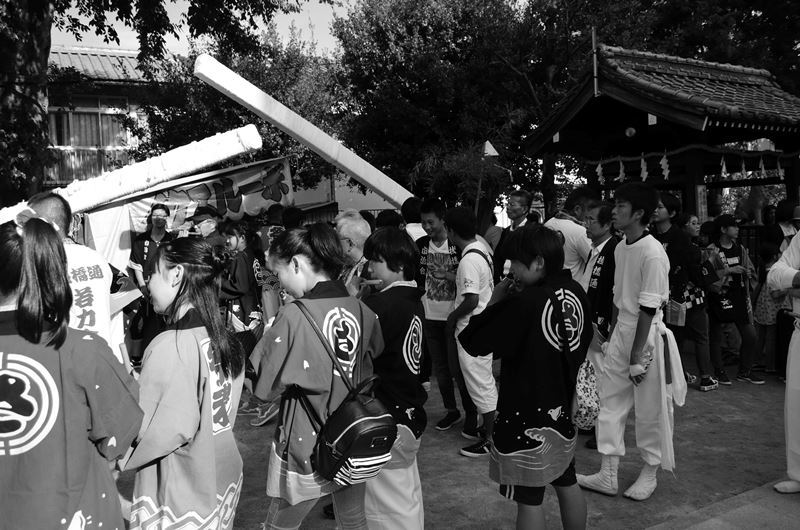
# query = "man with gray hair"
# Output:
<box><xmin>335</xmin><ymin>209</ymin><xmax>373</xmax><ymax>298</ymax></box>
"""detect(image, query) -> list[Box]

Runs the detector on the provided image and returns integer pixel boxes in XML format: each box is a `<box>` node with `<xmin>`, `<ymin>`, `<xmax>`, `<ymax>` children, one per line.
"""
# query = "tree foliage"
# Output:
<box><xmin>122</xmin><ymin>28</ymin><xmax>352</xmax><ymax>190</ymax></box>
<box><xmin>0</xmin><ymin>0</ymin><xmax>324</xmax><ymax>205</ymax></box>
<box><xmin>332</xmin><ymin>0</ymin><xmax>800</xmax><ymax>210</ymax></box>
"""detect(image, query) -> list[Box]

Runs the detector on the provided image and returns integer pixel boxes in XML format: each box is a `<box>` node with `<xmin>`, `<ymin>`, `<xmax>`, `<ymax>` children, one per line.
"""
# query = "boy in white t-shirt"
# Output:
<box><xmin>445</xmin><ymin>206</ymin><xmax>497</xmax><ymax>458</ymax></box>
<box><xmin>577</xmin><ymin>182</ymin><xmax>686</xmax><ymax>501</ymax></box>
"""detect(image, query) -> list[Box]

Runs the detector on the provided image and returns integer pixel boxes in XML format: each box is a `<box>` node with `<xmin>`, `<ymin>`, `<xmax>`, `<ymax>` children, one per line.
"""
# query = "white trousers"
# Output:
<box><xmin>786</xmin><ymin>327</ymin><xmax>800</xmax><ymax>481</ymax></box>
<box><xmin>456</xmin><ymin>329</ymin><xmax>498</xmax><ymax>414</ymax></box>
<box><xmin>364</xmin><ymin>426</ymin><xmax>424</xmax><ymax>530</ymax></box>
<box><xmin>596</xmin><ymin>323</ymin><xmax>674</xmax><ymax>465</ymax></box>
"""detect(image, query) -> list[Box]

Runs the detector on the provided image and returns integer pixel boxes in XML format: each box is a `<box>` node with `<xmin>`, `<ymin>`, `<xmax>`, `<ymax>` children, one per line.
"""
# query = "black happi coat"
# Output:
<box><xmin>364</xmin><ymin>283</ymin><xmax>428</xmax><ymax>437</ymax></box>
<box><xmin>459</xmin><ymin>270</ymin><xmax>592</xmax><ymax>487</ymax></box>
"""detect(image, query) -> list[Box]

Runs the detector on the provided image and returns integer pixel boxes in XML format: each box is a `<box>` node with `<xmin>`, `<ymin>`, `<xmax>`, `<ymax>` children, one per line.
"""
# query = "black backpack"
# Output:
<box><xmin>293</xmin><ymin>300</ymin><xmax>397</xmax><ymax>485</ymax></box>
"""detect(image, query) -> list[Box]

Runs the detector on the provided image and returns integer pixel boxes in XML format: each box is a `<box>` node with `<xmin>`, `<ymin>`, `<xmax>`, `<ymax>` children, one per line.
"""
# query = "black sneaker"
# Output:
<box><xmin>737</xmin><ymin>371</ymin><xmax>765</xmax><ymax>385</ymax></box>
<box><xmin>461</xmin><ymin>425</ymin><xmax>486</xmax><ymax>441</ymax></box>
<box><xmin>435</xmin><ymin>411</ymin><xmax>462</xmax><ymax>431</ymax></box>
<box><xmin>716</xmin><ymin>371</ymin><xmax>732</xmax><ymax>385</ymax></box>
<box><xmin>699</xmin><ymin>376</ymin><xmax>719</xmax><ymax>392</ymax></box>
<box><xmin>460</xmin><ymin>438</ymin><xmax>491</xmax><ymax>458</ymax></box>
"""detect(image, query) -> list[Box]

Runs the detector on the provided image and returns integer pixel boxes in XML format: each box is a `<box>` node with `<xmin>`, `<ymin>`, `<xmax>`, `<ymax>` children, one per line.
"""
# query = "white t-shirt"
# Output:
<box><xmin>544</xmin><ymin>217</ymin><xmax>592</xmax><ymax>281</ymax></box>
<box><xmin>422</xmin><ymin>239</ymin><xmax>458</xmax><ymax>321</ymax></box>
<box><xmin>455</xmin><ymin>241</ymin><xmax>494</xmax><ymax>332</ymax></box>
<box><xmin>64</xmin><ymin>242</ymin><xmax>116</xmax><ymax>354</ymax></box>
<box><xmin>613</xmin><ymin>233</ymin><xmax>669</xmax><ymax>327</ymax></box>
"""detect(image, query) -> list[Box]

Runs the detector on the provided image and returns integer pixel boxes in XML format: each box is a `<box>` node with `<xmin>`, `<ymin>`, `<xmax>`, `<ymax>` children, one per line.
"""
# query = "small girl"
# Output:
<box><xmin>0</xmin><ymin>214</ymin><xmax>142</xmax><ymax>529</ymax></box>
<box><xmin>220</xmin><ymin>220</ymin><xmax>265</xmax><ymax>327</ymax></box>
<box><xmin>126</xmin><ymin>237</ymin><xmax>245</xmax><ymax>529</ymax></box>
<box><xmin>249</xmin><ymin>223</ymin><xmax>384</xmax><ymax>530</ymax></box>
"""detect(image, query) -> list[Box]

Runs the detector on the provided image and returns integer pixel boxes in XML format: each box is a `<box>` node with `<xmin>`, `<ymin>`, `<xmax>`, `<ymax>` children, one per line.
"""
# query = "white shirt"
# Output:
<box><xmin>455</xmin><ymin>240</ymin><xmax>494</xmax><ymax>332</ymax></box>
<box><xmin>501</xmin><ymin>217</ymin><xmax>527</xmax><ymax>276</ymax></box>
<box><xmin>769</xmin><ymin>229</ymin><xmax>800</xmax><ymax>314</ymax></box>
<box><xmin>64</xmin><ymin>242</ymin><xmax>117</xmax><ymax>357</ymax></box>
<box><xmin>544</xmin><ymin>216</ymin><xmax>592</xmax><ymax>281</ymax></box>
<box><xmin>579</xmin><ymin>236</ymin><xmax>612</xmax><ymax>292</ymax></box>
<box><xmin>613</xmin><ymin>234</ymin><xmax>669</xmax><ymax>328</ymax></box>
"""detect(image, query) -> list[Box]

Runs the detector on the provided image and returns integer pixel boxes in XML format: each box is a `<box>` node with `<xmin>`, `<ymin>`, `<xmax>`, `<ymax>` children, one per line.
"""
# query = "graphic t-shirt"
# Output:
<box><xmin>422</xmin><ymin>240</ymin><xmax>458</xmax><ymax>320</ymax></box>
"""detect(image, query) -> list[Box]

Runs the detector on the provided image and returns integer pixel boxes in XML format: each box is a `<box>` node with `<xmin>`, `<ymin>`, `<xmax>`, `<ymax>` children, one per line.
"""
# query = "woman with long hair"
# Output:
<box><xmin>125</xmin><ymin>237</ymin><xmax>245</xmax><ymax>529</ymax></box>
<box><xmin>0</xmin><ymin>214</ymin><xmax>142</xmax><ymax>529</ymax></box>
<box><xmin>249</xmin><ymin>223</ymin><xmax>384</xmax><ymax>530</ymax></box>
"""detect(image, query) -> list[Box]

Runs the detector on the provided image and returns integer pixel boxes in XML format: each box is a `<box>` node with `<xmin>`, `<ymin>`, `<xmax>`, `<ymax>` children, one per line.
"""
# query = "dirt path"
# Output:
<box><xmin>119</xmin><ymin>354</ymin><xmax>788</xmax><ymax>528</ymax></box>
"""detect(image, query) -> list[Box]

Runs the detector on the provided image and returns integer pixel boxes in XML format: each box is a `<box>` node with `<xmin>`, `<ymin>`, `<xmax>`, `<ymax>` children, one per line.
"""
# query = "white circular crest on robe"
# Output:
<box><xmin>322</xmin><ymin>307</ymin><xmax>361</xmax><ymax>378</ymax></box>
<box><xmin>541</xmin><ymin>289</ymin><xmax>585</xmax><ymax>352</ymax></box>
<box><xmin>0</xmin><ymin>352</ymin><xmax>60</xmax><ymax>456</ymax></box>
<box><xmin>402</xmin><ymin>315</ymin><xmax>423</xmax><ymax>374</ymax></box>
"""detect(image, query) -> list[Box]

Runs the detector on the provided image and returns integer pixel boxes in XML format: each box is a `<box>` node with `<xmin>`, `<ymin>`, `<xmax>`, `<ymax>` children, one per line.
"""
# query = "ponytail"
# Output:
<box><xmin>0</xmin><ymin>219</ymin><xmax>72</xmax><ymax>348</ymax></box>
<box><xmin>269</xmin><ymin>223</ymin><xmax>347</xmax><ymax>279</ymax></box>
<box><xmin>156</xmin><ymin>237</ymin><xmax>244</xmax><ymax>378</ymax></box>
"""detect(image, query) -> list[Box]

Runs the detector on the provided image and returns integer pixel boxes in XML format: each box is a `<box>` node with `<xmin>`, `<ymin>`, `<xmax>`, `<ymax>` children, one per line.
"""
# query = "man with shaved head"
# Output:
<box><xmin>28</xmin><ymin>192</ymin><xmax>121</xmax><ymax>363</ymax></box>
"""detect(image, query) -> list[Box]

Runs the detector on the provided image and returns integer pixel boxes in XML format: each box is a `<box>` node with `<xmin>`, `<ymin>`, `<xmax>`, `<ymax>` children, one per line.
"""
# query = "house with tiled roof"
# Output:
<box><xmin>526</xmin><ymin>44</ymin><xmax>800</xmax><ymax>216</ymax></box>
<box><xmin>46</xmin><ymin>47</ymin><xmax>148</xmax><ymax>185</ymax></box>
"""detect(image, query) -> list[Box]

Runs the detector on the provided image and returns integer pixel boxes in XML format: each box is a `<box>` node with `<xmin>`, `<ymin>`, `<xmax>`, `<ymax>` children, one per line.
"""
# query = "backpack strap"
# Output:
<box><xmin>463</xmin><ymin>248</ymin><xmax>493</xmax><ymax>272</ymax></box>
<box><xmin>294</xmin><ymin>300</ymin><xmax>357</xmax><ymax>393</ymax></box>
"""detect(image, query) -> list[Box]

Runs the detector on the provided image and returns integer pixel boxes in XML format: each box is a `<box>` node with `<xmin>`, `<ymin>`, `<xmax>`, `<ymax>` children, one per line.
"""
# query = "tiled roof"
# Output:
<box><xmin>49</xmin><ymin>47</ymin><xmax>145</xmax><ymax>83</ymax></box>
<box><xmin>599</xmin><ymin>45</ymin><xmax>800</xmax><ymax>126</ymax></box>
<box><xmin>526</xmin><ymin>44</ymin><xmax>800</xmax><ymax>157</ymax></box>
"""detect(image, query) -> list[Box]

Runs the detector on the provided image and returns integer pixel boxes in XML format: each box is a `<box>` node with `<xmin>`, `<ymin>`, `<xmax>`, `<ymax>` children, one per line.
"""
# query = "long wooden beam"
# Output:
<box><xmin>0</xmin><ymin>124</ymin><xmax>262</xmax><ymax>223</ymax></box>
<box><xmin>194</xmin><ymin>54</ymin><xmax>412</xmax><ymax>208</ymax></box>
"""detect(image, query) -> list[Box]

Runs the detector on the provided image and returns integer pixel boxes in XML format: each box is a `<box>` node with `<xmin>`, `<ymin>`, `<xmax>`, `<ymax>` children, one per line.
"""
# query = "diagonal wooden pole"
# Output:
<box><xmin>194</xmin><ymin>54</ymin><xmax>412</xmax><ymax>208</ymax></box>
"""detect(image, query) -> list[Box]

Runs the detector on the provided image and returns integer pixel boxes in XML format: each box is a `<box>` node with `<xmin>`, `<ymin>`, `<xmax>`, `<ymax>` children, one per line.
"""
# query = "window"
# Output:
<box><xmin>47</xmin><ymin>95</ymin><xmax>129</xmax><ymax>148</ymax></box>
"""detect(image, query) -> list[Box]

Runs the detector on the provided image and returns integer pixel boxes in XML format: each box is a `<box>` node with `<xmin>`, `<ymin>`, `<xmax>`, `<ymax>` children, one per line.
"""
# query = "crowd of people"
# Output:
<box><xmin>1</xmin><ymin>182</ymin><xmax>798</xmax><ymax>530</ymax></box>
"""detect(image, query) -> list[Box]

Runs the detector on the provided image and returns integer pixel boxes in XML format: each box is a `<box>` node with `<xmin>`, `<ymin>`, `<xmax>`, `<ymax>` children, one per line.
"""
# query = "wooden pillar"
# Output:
<box><xmin>787</xmin><ymin>157</ymin><xmax>800</xmax><ymax>203</ymax></box>
<box><xmin>684</xmin><ymin>153</ymin><xmax>702</xmax><ymax>218</ymax></box>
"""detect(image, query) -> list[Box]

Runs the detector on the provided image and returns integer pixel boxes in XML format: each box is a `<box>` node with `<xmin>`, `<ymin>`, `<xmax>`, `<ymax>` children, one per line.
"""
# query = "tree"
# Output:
<box><xmin>333</xmin><ymin>0</ymin><xmax>800</xmax><ymax>212</ymax></box>
<box><xmin>121</xmin><ymin>27</ymin><xmax>352</xmax><ymax>190</ymax></box>
<box><xmin>0</xmin><ymin>0</ymin><xmax>324</xmax><ymax>205</ymax></box>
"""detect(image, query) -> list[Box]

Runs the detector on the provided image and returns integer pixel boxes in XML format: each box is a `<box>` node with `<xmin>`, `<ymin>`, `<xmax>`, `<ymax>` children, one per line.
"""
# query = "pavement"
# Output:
<box><xmin>119</xmin><ymin>352</ymin><xmax>800</xmax><ymax>528</ymax></box>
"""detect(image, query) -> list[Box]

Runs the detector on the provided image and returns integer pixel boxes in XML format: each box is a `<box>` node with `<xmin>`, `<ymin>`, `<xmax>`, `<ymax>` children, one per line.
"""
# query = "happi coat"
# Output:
<box><xmin>250</xmin><ymin>281</ymin><xmax>384</xmax><ymax>505</ymax></box>
<box><xmin>126</xmin><ymin>309</ymin><xmax>244</xmax><ymax>529</ymax></box>
<box><xmin>459</xmin><ymin>270</ymin><xmax>592</xmax><ymax>487</ymax></box>
<box><xmin>0</xmin><ymin>311</ymin><xmax>142</xmax><ymax>530</ymax></box>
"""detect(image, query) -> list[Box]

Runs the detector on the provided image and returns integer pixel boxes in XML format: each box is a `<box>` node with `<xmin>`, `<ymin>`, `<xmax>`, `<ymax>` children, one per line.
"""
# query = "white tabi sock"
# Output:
<box><xmin>623</xmin><ymin>463</ymin><xmax>659</xmax><ymax>501</ymax></box>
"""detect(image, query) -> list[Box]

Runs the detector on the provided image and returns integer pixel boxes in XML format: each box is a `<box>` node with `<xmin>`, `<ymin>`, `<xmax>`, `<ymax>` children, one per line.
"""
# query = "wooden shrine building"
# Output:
<box><xmin>526</xmin><ymin>45</ymin><xmax>800</xmax><ymax>220</ymax></box>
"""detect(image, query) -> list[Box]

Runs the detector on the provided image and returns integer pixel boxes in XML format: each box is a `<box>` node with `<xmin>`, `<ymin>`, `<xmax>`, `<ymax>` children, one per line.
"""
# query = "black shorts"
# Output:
<box><xmin>499</xmin><ymin>460</ymin><xmax>577</xmax><ymax>506</ymax></box>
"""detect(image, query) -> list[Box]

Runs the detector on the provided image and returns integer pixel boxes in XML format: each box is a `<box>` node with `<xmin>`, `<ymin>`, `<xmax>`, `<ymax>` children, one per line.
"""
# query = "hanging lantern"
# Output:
<box><xmin>778</xmin><ymin>158</ymin><xmax>785</xmax><ymax>179</ymax></box>
<box><xmin>596</xmin><ymin>162</ymin><xmax>604</xmax><ymax>184</ymax></box>
<box><xmin>721</xmin><ymin>156</ymin><xmax>728</xmax><ymax>178</ymax></box>
<box><xmin>640</xmin><ymin>154</ymin><xmax>648</xmax><ymax>181</ymax></box>
<box><xmin>759</xmin><ymin>156</ymin><xmax>767</xmax><ymax>179</ymax></box>
<box><xmin>616</xmin><ymin>159</ymin><xmax>625</xmax><ymax>182</ymax></box>
<box><xmin>740</xmin><ymin>158</ymin><xmax>747</xmax><ymax>178</ymax></box>
<box><xmin>660</xmin><ymin>153</ymin><xmax>670</xmax><ymax>180</ymax></box>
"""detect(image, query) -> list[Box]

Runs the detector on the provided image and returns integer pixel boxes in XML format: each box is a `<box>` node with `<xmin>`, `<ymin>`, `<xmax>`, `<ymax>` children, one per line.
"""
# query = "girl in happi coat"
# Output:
<box><xmin>459</xmin><ymin>226</ymin><xmax>592</xmax><ymax>530</ymax></box>
<box><xmin>0</xmin><ymin>213</ymin><xmax>142</xmax><ymax>530</ymax></box>
<box><xmin>125</xmin><ymin>237</ymin><xmax>245</xmax><ymax>529</ymax></box>
<box><xmin>249</xmin><ymin>223</ymin><xmax>383</xmax><ymax>530</ymax></box>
